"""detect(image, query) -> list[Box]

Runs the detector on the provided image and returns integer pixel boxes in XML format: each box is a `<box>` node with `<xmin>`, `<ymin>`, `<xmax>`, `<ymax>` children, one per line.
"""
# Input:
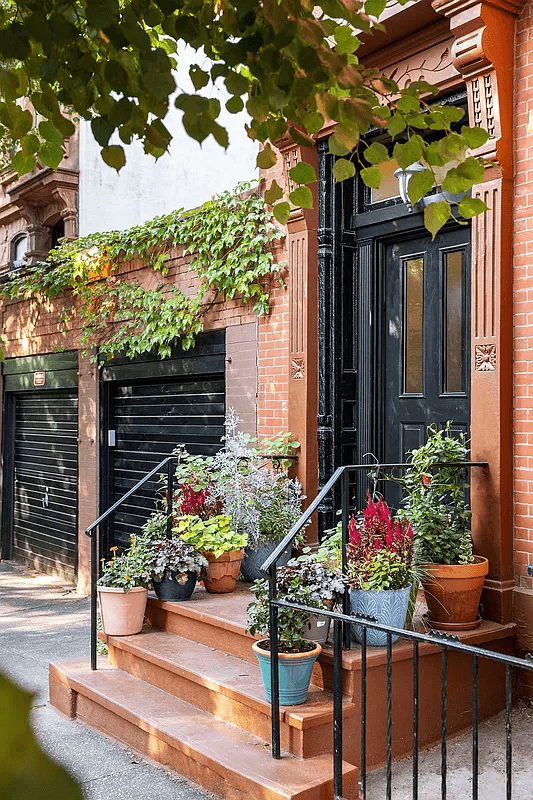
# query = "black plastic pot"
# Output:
<box><xmin>152</xmin><ymin>570</ymin><xmax>197</xmax><ymax>601</ymax></box>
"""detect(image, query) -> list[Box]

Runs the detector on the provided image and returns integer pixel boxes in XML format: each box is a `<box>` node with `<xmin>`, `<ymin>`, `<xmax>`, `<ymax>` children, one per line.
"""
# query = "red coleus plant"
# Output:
<box><xmin>172</xmin><ymin>482</ymin><xmax>212</xmax><ymax>520</ymax></box>
<box><xmin>347</xmin><ymin>494</ymin><xmax>414</xmax><ymax>591</ymax></box>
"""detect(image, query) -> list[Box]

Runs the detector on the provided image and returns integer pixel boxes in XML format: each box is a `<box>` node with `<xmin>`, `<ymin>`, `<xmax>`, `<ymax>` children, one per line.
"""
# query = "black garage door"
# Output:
<box><xmin>101</xmin><ymin>331</ymin><xmax>226</xmax><ymax>552</ymax></box>
<box><xmin>11</xmin><ymin>390</ymin><xmax>78</xmax><ymax>578</ymax></box>
<box><xmin>105</xmin><ymin>374</ymin><xmax>225</xmax><ymax>551</ymax></box>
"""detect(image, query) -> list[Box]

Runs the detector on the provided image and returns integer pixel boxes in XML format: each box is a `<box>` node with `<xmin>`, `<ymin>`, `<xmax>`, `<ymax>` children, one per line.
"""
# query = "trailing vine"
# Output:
<box><xmin>1</xmin><ymin>182</ymin><xmax>285</xmax><ymax>361</ymax></box>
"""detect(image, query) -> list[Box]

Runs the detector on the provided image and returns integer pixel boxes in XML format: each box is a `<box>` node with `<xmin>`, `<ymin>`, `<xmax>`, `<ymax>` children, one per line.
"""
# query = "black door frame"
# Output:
<box><xmin>317</xmin><ymin>141</ymin><xmax>471</xmax><ymax>528</ymax></box>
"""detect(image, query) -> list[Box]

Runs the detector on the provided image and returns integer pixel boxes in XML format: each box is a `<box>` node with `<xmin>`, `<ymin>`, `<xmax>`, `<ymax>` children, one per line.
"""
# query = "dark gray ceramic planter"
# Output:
<box><xmin>302</xmin><ymin>613</ymin><xmax>331</xmax><ymax>645</ymax></box>
<box><xmin>241</xmin><ymin>541</ymin><xmax>292</xmax><ymax>583</ymax></box>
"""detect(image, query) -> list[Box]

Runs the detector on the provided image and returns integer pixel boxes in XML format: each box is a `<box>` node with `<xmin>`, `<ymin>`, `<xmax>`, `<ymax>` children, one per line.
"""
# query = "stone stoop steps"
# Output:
<box><xmin>49</xmin><ymin>585</ymin><xmax>360</xmax><ymax>800</ymax></box>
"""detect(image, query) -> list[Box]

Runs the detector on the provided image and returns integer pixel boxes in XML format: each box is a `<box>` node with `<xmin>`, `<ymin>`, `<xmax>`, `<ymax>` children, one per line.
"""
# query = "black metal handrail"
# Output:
<box><xmin>271</xmin><ymin>599</ymin><xmax>533</xmax><ymax>800</ymax></box>
<box><xmin>85</xmin><ymin>449</ymin><xmax>299</xmax><ymax>670</ymax></box>
<box><xmin>85</xmin><ymin>455</ymin><xmax>176</xmax><ymax>670</ymax></box>
<box><xmin>261</xmin><ymin>460</ymin><xmax>490</xmax><ymax>798</ymax></box>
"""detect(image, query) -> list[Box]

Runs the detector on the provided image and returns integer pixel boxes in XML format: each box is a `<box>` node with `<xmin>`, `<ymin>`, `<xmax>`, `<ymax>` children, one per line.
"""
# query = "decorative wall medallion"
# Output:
<box><xmin>291</xmin><ymin>357</ymin><xmax>305</xmax><ymax>379</ymax></box>
<box><xmin>475</xmin><ymin>344</ymin><xmax>497</xmax><ymax>371</ymax></box>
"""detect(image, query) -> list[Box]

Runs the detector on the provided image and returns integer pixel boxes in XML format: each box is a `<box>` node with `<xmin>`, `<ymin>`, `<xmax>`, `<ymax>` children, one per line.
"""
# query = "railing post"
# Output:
<box><xmin>167</xmin><ymin>457</ymin><xmax>174</xmax><ymax>539</ymax></box>
<box><xmin>268</xmin><ymin>564</ymin><xmax>281</xmax><ymax>759</ymax></box>
<box><xmin>341</xmin><ymin>468</ymin><xmax>351</xmax><ymax>649</ymax></box>
<box><xmin>90</xmin><ymin>525</ymin><xmax>98</xmax><ymax>671</ymax></box>
<box><xmin>333</xmin><ymin>618</ymin><xmax>343</xmax><ymax>800</ymax></box>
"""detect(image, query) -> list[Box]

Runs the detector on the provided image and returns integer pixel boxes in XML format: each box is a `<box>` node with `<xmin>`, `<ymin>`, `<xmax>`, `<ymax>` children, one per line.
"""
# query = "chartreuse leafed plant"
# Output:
<box><xmin>0</xmin><ymin>184</ymin><xmax>284</xmax><ymax>361</ymax></box>
<box><xmin>175</xmin><ymin>514</ymin><xmax>248</xmax><ymax>558</ymax></box>
<box><xmin>0</xmin><ymin>0</ymin><xmax>489</xmax><ymax>236</ymax></box>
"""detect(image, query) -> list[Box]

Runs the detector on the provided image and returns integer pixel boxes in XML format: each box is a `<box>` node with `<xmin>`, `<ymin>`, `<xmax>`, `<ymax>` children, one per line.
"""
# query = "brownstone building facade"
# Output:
<box><xmin>2</xmin><ymin>0</ymin><xmax>533</xmax><ymax>681</ymax></box>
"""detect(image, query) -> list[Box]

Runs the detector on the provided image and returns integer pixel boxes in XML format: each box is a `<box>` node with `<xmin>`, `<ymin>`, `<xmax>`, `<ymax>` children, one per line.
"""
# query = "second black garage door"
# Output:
<box><xmin>101</xmin><ymin>331</ymin><xmax>226</xmax><ymax>551</ymax></box>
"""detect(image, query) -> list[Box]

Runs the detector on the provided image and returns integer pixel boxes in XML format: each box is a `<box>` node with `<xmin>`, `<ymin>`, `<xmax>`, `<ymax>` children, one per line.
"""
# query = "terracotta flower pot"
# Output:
<box><xmin>202</xmin><ymin>549</ymin><xmax>244</xmax><ymax>593</ymax></box>
<box><xmin>97</xmin><ymin>585</ymin><xmax>148</xmax><ymax>636</ymax></box>
<box><xmin>421</xmin><ymin>555</ymin><xmax>489</xmax><ymax>630</ymax></box>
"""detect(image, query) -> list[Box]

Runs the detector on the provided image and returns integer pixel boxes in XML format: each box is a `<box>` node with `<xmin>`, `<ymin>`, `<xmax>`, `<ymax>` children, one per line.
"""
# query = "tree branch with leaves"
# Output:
<box><xmin>0</xmin><ymin>0</ymin><xmax>489</xmax><ymax>237</ymax></box>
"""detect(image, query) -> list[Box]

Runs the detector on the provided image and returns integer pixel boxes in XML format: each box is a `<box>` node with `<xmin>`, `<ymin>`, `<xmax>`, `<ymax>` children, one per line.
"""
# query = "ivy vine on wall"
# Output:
<box><xmin>0</xmin><ymin>182</ymin><xmax>285</xmax><ymax>361</ymax></box>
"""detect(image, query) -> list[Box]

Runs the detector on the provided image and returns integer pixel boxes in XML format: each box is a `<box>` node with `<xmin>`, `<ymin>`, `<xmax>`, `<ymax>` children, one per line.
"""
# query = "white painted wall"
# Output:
<box><xmin>79</xmin><ymin>47</ymin><xmax>258</xmax><ymax>236</ymax></box>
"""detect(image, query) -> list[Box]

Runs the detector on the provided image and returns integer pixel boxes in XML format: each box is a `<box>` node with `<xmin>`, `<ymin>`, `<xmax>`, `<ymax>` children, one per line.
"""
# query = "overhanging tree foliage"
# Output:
<box><xmin>0</xmin><ymin>0</ymin><xmax>488</xmax><ymax>236</ymax></box>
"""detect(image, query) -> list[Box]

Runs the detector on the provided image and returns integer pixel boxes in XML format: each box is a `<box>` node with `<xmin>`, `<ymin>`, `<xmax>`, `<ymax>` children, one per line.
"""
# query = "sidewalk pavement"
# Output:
<box><xmin>0</xmin><ymin>560</ymin><xmax>214</xmax><ymax>800</ymax></box>
<box><xmin>1</xmin><ymin>560</ymin><xmax>533</xmax><ymax>800</ymax></box>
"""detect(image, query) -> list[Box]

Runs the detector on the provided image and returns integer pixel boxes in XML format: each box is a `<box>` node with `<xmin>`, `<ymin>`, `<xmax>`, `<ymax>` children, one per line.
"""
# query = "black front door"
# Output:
<box><xmin>317</xmin><ymin>142</ymin><xmax>471</xmax><ymax>523</ymax></box>
<box><xmin>383</xmin><ymin>227</ymin><xmax>470</xmax><ymax>465</ymax></box>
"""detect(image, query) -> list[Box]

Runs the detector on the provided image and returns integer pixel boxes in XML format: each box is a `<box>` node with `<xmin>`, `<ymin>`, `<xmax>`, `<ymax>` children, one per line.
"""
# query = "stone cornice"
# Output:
<box><xmin>432</xmin><ymin>0</ymin><xmax>527</xmax><ymax>77</ymax></box>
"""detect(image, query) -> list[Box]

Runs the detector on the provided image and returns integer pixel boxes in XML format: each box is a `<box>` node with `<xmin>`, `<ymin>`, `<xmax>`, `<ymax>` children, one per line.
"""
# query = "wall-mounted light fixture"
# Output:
<box><xmin>393</xmin><ymin>162</ymin><xmax>427</xmax><ymax>213</ymax></box>
<box><xmin>394</xmin><ymin>161</ymin><xmax>468</xmax><ymax>213</ymax></box>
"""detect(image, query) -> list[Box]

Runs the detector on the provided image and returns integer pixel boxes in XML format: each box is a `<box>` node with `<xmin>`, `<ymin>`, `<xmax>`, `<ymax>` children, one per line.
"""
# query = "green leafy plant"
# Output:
<box><xmin>347</xmin><ymin>495</ymin><xmax>414</xmax><ymax>591</ymax></box>
<box><xmin>97</xmin><ymin>536</ymin><xmax>152</xmax><ymax>592</ymax></box>
<box><xmin>175</xmin><ymin>514</ymin><xmax>247</xmax><ymax>558</ymax></box>
<box><xmin>172</xmin><ymin>412</ymin><xmax>305</xmax><ymax>547</ymax></box>
<box><xmin>143</xmin><ymin>534</ymin><xmax>208</xmax><ymax>583</ymax></box>
<box><xmin>0</xmin><ymin>672</ymin><xmax>83</xmax><ymax>799</ymax></box>
<box><xmin>246</xmin><ymin>566</ymin><xmax>329</xmax><ymax>652</ymax></box>
<box><xmin>0</xmin><ymin>184</ymin><xmax>284</xmax><ymax>361</ymax></box>
<box><xmin>393</xmin><ymin>422</ymin><xmax>473</xmax><ymax>566</ymax></box>
<box><xmin>0</xmin><ymin>0</ymin><xmax>489</xmax><ymax>236</ymax></box>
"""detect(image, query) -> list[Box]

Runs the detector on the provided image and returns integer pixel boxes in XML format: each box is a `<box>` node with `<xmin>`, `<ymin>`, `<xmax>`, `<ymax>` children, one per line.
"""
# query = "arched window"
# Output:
<box><xmin>12</xmin><ymin>234</ymin><xmax>28</xmax><ymax>270</ymax></box>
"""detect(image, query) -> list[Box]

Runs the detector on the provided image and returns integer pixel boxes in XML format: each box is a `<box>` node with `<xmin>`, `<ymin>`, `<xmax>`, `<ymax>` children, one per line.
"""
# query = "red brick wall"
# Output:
<box><xmin>257</xmin><ymin>149</ymin><xmax>291</xmax><ymax>440</ymax></box>
<box><xmin>514</xmin><ymin>0</ymin><xmax>533</xmax><ymax>592</ymax></box>
<box><xmin>0</xmin><ymin>206</ymin><xmax>294</xmax><ymax>588</ymax></box>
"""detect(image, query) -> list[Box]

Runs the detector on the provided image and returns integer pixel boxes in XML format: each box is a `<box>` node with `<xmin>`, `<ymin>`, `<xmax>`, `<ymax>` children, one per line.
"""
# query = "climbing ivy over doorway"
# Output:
<box><xmin>0</xmin><ymin>182</ymin><xmax>284</xmax><ymax>360</ymax></box>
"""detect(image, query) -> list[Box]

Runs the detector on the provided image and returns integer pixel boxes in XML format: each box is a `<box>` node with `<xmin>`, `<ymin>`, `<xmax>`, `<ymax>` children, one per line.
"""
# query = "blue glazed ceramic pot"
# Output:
<box><xmin>252</xmin><ymin>640</ymin><xmax>322</xmax><ymax>705</ymax></box>
<box><xmin>350</xmin><ymin>585</ymin><xmax>411</xmax><ymax>647</ymax></box>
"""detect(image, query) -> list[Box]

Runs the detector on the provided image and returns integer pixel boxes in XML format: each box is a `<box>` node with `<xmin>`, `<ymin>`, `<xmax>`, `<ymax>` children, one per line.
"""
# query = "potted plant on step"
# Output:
<box><xmin>139</xmin><ymin>512</ymin><xmax>207</xmax><ymax>601</ymax></box>
<box><xmin>97</xmin><ymin>535</ymin><xmax>152</xmax><ymax>636</ymax></box>
<box><xmin>347</xmin><ymin>495</ymin><xmax>414</xmax><ymax>646</ymax></box>
<box><xmin>139</xmin><ymin>511</ymin><xmax>208</xmax><ymax>601</ymax></box>
<box><xmin>395</xmin><ymin>422</ymin><xmax>488</xmax><ymax>630</ymax></box>
<box><xmin>184</xmin><ymin>412</ymin><xmax>305</xmax><ymax>582</ymax></box>
<box><xmin>175</xmin><ymin>513</ymin><xmax>247</xmax><ymax>593</ymax></box>
<box><xmin>246</xmin><ymin>559</ymin><xmax>344</xmax><ymax>704</ymax></box>
<box><xmin>289</xmin><ymin>533</ymin><xmax>346</xmax><ymax>644</ymax></box>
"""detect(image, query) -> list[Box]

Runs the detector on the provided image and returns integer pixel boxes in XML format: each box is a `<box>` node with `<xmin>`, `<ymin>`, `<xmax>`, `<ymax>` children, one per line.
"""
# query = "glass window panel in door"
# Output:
<box><xmin>404</xmin><ymin>256</ymin><xmax>424</xmax><ymax>394</ymax></box>
<box><xmin>445</xmin><ymin>249</ymin><xmax>465</xmax><ymax>393</ymax></box>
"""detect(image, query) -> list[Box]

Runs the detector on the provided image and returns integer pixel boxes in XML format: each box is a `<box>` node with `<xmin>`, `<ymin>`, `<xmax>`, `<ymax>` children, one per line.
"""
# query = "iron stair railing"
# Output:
<box><xmin>85</xmin><ymin>455</ymin><xmax>176</xmax><ymax>670</ymax></box>
<box><xmin>261</xmin><ymin>460</ymin><xmax>492</xmax><ymax>800</ymax></box>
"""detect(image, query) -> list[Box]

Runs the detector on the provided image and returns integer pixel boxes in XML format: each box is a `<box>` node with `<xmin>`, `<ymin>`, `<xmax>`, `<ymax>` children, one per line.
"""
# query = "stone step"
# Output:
<box><xmin>49</xmin><ymin>658</ymin><xmax>360</xmax><ymax>800</ymax></box>
<box><xmin>103</xmin><ymin>626</ymin><xmax>357</xmax><ymax>758</ymax></box>
<box><xmin>144</xmin><ymin>584</ymin><xmax>257</xmax><ymax>664</ymax></box>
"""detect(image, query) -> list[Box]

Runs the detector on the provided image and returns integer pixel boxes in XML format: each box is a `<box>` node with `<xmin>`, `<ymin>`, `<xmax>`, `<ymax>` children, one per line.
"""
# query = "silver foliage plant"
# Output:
<box><xmin>210</xmin><ymin>410</ymin><xmax>306</xmax><ymax>548</ymax></box>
